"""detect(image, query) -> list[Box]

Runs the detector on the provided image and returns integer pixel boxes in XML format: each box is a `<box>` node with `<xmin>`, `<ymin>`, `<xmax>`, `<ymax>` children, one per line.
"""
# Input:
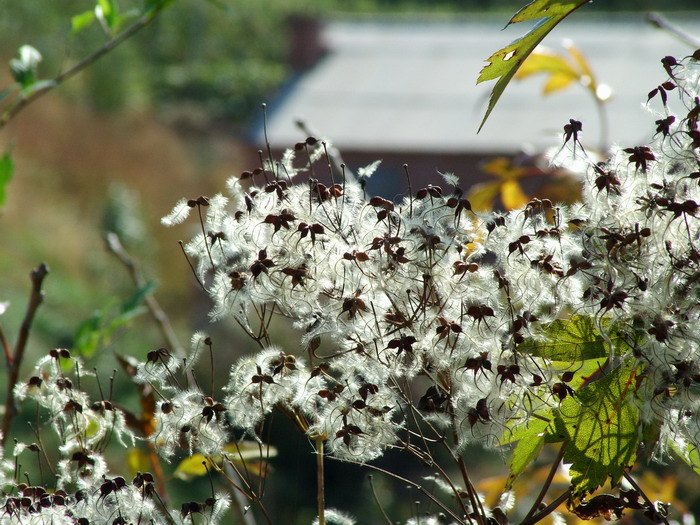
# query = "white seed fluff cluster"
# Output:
<box><xmin>161</xmin><ymin>55</ymin><xmax>700</xmax><ymax>470</ymax></box>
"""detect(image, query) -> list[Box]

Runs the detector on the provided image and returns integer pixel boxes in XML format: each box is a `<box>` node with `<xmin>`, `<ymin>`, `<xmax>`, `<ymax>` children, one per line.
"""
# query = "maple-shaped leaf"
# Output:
<box><xmin>477</xmin><ymin>0</ymin><xmax>591</xmax><ymax>132</ymax></box>
<box><xmin>470</xmin><ymin>157</ymin><xmax>532</xmax><ymax>211</ymax></box>
<box><xmin>554</xmin><ymin>360</ymin><xmax>640</xmax><ymax>500</ymax></box>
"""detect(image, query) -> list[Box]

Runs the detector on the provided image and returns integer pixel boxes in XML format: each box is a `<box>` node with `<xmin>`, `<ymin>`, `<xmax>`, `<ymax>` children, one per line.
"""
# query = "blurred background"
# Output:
<box><xmin>1</xmin><ymin>1</ymin><xmax>700</xmax><ymax>523</ymax></box>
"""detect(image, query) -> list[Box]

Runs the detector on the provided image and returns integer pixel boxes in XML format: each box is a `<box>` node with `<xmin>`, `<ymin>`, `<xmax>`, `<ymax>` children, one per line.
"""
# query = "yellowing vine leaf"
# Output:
<box><xmin>514</xmin><ymin>41</ymin><xmax>604</xmax><ymax>102</ymax></box>
<box><xmin>477</xmin><ymin>0</ymin><xmax>591</xmax><ymax>132</ymax></box>
<box><xmin>518</xmin><ymin>315</ymin><xmax>630</xmax><ymax>362</ymax></box>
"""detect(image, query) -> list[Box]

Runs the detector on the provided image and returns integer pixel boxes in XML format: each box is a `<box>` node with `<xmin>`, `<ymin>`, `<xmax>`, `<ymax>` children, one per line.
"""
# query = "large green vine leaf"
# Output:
<box><xmin>518</xmin><ymin>315</ymin><xmax>629</xmax><ymax>362</ymax></box>
<box><xmin>476</xmin><ymin>0</ymin><xmax>591</xmax><ymax>132</ymax></box>
<box><xmin>555</xmin><ymin>360</ymin><xmax>640</xmax><ymax>499</ymax></box>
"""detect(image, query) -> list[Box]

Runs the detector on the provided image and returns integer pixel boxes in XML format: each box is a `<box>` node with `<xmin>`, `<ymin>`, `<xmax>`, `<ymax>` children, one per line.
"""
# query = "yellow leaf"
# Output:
<box><xmin>127</xmin><ymin>448</ymin><xmax>152</xmax><ymax>477</ymax></box>
<box><xmin>173</xmin><ymin>442</ymin><xmax>279</xmax><ymax>481</ymax></box>
<box><xmin>476</xmin><ymin>0</ymin><xmax>591</xmax><ymax>131</ymax></box>
<box><xmin>501</xmin><ymin>180</ymin><xmax>529</xmax><ymax>210</ymax></box>
<box><xmin>542</xmin><ymin>71</ymin><xmax>577</xmax><ymax>94</ymax></box>
<box><xmin>482</xmin><ymin>157</ymin><xmax>526</xmax><ymax>180</ymax></box>
<box><xmin>467</xmin><ymin>181</ymin><xmax>502</xmax><ymax>212</ymax></box>
<box><xmin>515</xmin><ymin>48</ymin><xmax>580</xmax><ymax>96</ymax></box>
<box><xmin>514</xmin><ymin>48</ymin><xmax>578</xmax><ymax>79</ymax></box>
<box><xmin>174</xmin><ymin>453</ymin><xmax>213</xmax><ymax>481</ymax></box>
<box><xmin>563</xmin><ymin>40</ymin><xmax>597</xmax><ymax>92</ymax></box>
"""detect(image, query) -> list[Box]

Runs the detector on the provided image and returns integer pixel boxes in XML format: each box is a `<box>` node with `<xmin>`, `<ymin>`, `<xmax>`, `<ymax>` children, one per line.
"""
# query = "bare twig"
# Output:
<box><xmin>2</xmin><ymin>263</ymin><xmax>49</xmax><ymax>445</ymax></box>
<box><xmin>0</xmin><ymin>4</ymin><xmax>171</xmax><ymax>129</ymax></box>
<box><xmin>368</xmin><ymin>475</ymin><xmax>394</xmax><ymax>525</ymax></box>
<box><xmin>647</xmin><ymin>13</ymin><xmax>700</xmax><ymax>49</ymax></box>
<box><xmin>522</xmin><ymin>443</ymin><xmax>567</xmax><ymax>522</ymax></box>
<box><xmin>105</xmin><ymin>232</ymin><xmax>185</xmax><ymax>358</ymax></box>
<box><xmin>623</xmin><ymin>471</ymin><xmax>669</xmax><ymax>525</ymax></box>
<box><xmin>315</xmin><ymin>436</ymin><xmax>326</xmax><ymax>525</ymax></box>
<box><xmin>520</xmin><ymin>488</ymin><xmax>571</xmax><ymax>525</ymax></box>
<box><xmin>327</xmin><ymin>456</ymin><xmax>465</xmax><ymax>524</ymax></box>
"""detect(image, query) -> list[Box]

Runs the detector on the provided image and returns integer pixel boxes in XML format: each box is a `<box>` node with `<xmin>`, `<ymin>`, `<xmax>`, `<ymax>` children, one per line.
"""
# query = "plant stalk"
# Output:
<box><xmin>316</xmin><ymin>436</ymin><xmax>326</xmax><ymax>525</ymax></box>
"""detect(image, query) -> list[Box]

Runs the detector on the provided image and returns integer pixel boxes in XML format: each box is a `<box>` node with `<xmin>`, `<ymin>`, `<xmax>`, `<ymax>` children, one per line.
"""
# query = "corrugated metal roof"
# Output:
<box><xmin>254</xmin><ymin>12</ymin><xmax>700</xmax><ymax>154</ymax></box>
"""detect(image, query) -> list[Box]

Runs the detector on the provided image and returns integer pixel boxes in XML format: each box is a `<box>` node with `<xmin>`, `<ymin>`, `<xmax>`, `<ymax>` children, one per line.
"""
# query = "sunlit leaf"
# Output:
<box><xmin>73</xmin><ymin>310</ymin><xmax>105</xmax><ymax>357</ymax></box>
<box><xmin>500</xmin><ymin>179</ymin><xmax>529</xmax><ymax>210</ymax></box>
<box><xmin>127</xmin><ymin>448</ymin><xmax>152</xmax><ymax>477</ymax></box>
<box><xmin>514</xmin><ymin>41</ymin><xmax>599</xmax><ymax>98</ymax></box>
<box><xmin>174</xmin><ymin>454</ymin><xmax>214</xmax><ymax>480</ymax></box>
<box><xmin>514</xmin><ymin>48</ymin><xmax>578</xmax><ymax>81</ymax></box>
<box><xmin>482</xmin><ymin>157</ymin><xmax>527</xmax><ymax>180</ymax></box>
<box><xmin>668</xmin><ymin>437</ymin><xmax>700</xmax><ymax>477</ymax></box>
<box><xmin>71</xmin><ymin>10</ymin><xmax>96</xmax><ymax>35</ymax></box>
<box><xmin>505</xmin><ymin>417</ymin><xmax>550</xmax><ymax>489</ymax></box>
<box><xmin>0</xmin><ymin>152</ymin><xmax>14</xmax><ymax>206</ymax></box>
<box><xmin>174</xmin><ymin>442</ymin><xmax>278</xmax><ymax>481</ymax></box>
<box><xmin>477</xmin><ymin>0</ymin><xmax>591</xmax><ymax>131</ymax></box>
<box><xmin>556</xmin><ymin>360</ymin><xmax>640</xmax><ymax>499</ymax></box>
<box><xmin>518</xmin><ymin>315</ymin><xmax>624</xmax><ymax>362</ymax></box>
<box><xmin>466</xmin><ymin>181</ymin><xmax>501</xmax><ymax>212</ymax></box>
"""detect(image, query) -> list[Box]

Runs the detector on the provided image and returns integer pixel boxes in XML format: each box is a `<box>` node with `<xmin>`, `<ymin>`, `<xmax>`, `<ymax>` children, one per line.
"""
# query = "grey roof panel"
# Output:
<box><xmin>256</xmin><ymin>14</ymin><xmax>700</xmax><ymax>154</ymax></box>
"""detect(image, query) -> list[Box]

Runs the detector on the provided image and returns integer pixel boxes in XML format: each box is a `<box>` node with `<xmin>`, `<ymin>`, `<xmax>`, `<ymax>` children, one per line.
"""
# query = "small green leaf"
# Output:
<box><xmin>476</xmin><ymin>0</ymin><xmax>591</xmax><ymax>132</ymax></box>
<box><xmin>122</xmin><ymin>281</ymin><xmax>156</xmax><ymax>314</ymax></box>
<box><xmin>71</xmin><ymin>11</ymin><xmax>96</xmax><ymax>35</ymax></box>
<box><xmin>0</xmin><ymin>152</ymin><xmax>14</xmax><ymax>206</ymax></box>
<box><xmin>556</xmin><ymin>360</ymin><xmax>640</xmax><ymax>498</ymax></box>
<box><xmin>144</xmin><ymin>0</ymin><xmax>178</xmax><ymax>15</ymax></box>
<box><xmin>504</xmin><ymin>417</ymin><xmax>550</xmax><ymax>488</ymax></box>
<box><xmin>667</xmin><ymin>435</ymin><xmax>700</xmax><ymax>476</ymax></box>
<box><xmin>73</xmin><ymin>310</ymin><xmax>105</xmax><ymax>357</ymax></box>
<box><xmin>20</xmin><ymin>79</ymin><xmax>56</xmax><ymax>98</ymax></box>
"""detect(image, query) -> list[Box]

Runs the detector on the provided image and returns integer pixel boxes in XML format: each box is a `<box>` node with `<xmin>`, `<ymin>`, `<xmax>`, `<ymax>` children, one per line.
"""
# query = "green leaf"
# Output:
<box><xmin>476</xmin><ymin>0</ymin><xmax>591</xmax><ymax>132</ymax></box>
<box><xmin>20</xmin><ymin>79</ymin><xmax>56</xmax><ymax>98</ymax></box>
<box><xmin>144</xmin><ymin>0</ymin><xmax>178</xmax><ymax>15</ymax></box>
<box><xmin>668</xmin><ymin>438</ymin><xmax>700</xmax><ymax>476</ymax></box>
<box><xmin>73</xmin><ymin>310</ymin><xmax>105</xmax><ymax>357</ymax></box>
<box><xmin>121</xmin><ymin>281</ymin><xmax>156</xmax><ymax>314</ymax></box>
<box><xmin>71</xmin><ymin>10</ymin><xmax>96</xmax><ymax>35</ymax></box>
<box><xmin>504</xmin><ymin>417</ymin><xmax>550</xmax><ymax>489</ymax></box>
<box><xmin>518</xmin><ymin>315</ymin><xmax>620</xmax><ymax>361</ymax></box>
<box><xmin>0</xmin><ymin>152</ymin><xmax>14</xmax><ymax>206</ymax></box>
<box><xmin>556</xmin><ymin>360</ymin><xmax>640</xmax><ymax>498</ymax></box>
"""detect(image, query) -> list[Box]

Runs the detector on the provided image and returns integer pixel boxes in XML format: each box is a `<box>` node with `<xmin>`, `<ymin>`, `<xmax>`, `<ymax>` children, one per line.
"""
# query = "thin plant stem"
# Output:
<box><xmin>2</xmin><ymin>263</ymin><xmax>49</xmax><ymax>446</ymax></box>
<box><xmin>178</xmin><ymin>240</ymin><xmax>207</xmax><ymax>291</ymax></box>
<box><xmin>0</xmin><ymin>325</ymin><xmax>11</xmax><ymax>365</ymax></box>
<box><xmin>647</xmin><ymin>12</ymin><xmax>700</xmax><ymax>48</ymax></box>
<box><xmin>315</xmin><ymin>436</ymin><xmax>326</xmax><ymax>525</ymax></box>
<box><xmin>368</xmin><ymin>475</ymin><xmax>393</xmax><ymax>525</ymax></box>
<box><xmin>327</xmin><ymin>456</ymin><xmax>464</xmax><ymax>524</ymax></box>
<box><xmin>447</xmin><ymin>401</ymin><xmax>485</xmax><ymax>525</ymax></box>
<box><xmin>105</xmin><ymin>232</ymin><xmax>185</xmax><ymax>358</ymax></box>
<box><xmin>520</xmin><ymin>488</ymin><xmax>571</xmax><ymax>525</ymax></box>
<box><xmin>522</xmin><ymin>442</ymin><xmax>567</xmax><ymax>522</ymax></box>
<box><xmin>623</xmin><ymin>471</ymin><xmax>669</xmax><ymax>525</ymax></box>
<box><xmin>0</xmin><ymin>4</ymin><xmax>171</xmax><ymax>129</ymax></box>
